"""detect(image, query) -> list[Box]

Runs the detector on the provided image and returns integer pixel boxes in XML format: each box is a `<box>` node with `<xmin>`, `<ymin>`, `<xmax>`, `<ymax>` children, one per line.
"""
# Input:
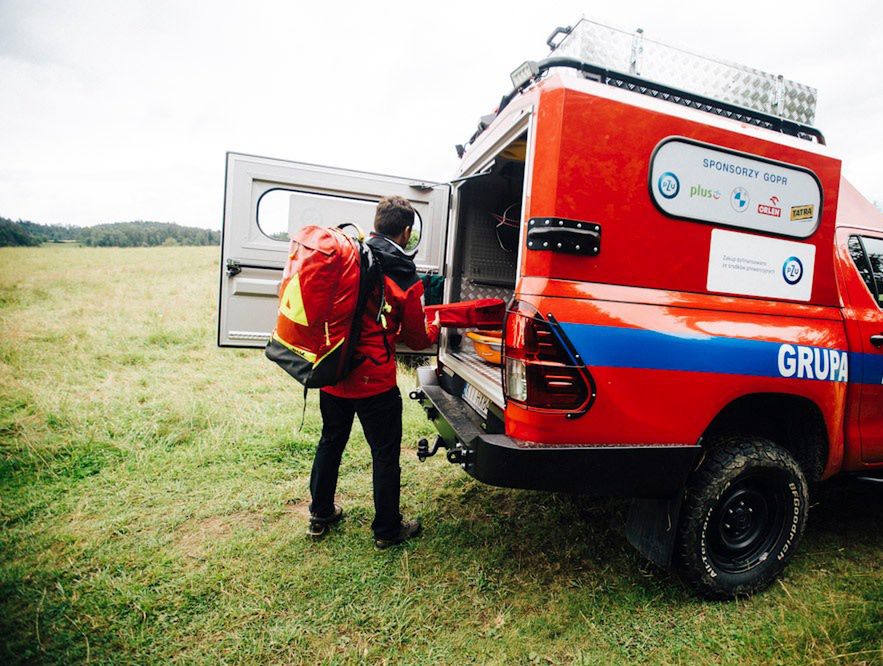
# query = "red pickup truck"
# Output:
<box><xmin>218</xmin><ymin>21</ymin><xmax>882</xmax><ymax>599</ymax></box>
<box><xmin>407</xmin><ymin>26</ymin><xmax>883</xmax><ymax>599</ymax></box>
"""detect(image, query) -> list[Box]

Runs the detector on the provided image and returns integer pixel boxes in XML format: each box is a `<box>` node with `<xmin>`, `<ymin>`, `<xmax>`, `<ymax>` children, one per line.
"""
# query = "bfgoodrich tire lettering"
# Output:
<box><xmin>675</xmin><ymin>437</ymin><xmax>809</xmax><ymax>600</ymax></box>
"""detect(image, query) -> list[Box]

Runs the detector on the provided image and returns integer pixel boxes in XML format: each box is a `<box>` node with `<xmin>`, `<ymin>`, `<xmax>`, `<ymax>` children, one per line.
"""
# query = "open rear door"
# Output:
<box><xmin>218</xmin><ymin>152</ymin><xmax>449</xmax><ymax>347</ymax></box>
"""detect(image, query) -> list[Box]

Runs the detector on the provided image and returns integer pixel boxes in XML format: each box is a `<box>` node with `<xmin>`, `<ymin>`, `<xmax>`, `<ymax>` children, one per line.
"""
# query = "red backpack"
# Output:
<box><xmin>265</xmin><ymin>223</ymin><xmax>381</xmax><ymax>387</ymax></box>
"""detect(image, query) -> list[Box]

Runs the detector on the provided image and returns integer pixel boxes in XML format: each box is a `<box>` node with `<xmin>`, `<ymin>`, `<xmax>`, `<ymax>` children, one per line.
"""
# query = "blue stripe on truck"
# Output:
<box><xmin>558</xmin><ymin>322</ymin><xmax>881</xmax><ymax>384</ymax></box>
<box><xmin>855</xmin><ymin>352</ymin><xmax>883</xmax><ymax>386</ymax></box>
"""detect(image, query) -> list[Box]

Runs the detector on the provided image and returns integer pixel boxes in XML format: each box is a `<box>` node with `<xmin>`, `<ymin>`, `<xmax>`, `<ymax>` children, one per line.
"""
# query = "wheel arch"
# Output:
<box><xmin>701</xmin><ymin>392</ymin><xmax>829</xmax><ymax>482</ymax></box>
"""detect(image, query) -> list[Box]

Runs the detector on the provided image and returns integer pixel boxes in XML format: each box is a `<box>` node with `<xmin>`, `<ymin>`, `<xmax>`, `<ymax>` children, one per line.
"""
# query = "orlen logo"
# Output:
<box><xmin>758</xmin><ymin>196</ymin><xmax>782</xmax><ymax>218</ymax></box>
<box><xmin>777</xmin><ymin>344</ymin><xmax>848</xmax><ymax>382</ymax></box>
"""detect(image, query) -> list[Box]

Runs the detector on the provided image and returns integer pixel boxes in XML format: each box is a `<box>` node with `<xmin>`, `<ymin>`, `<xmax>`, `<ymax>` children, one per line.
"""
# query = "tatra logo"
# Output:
<box><xmin>689</xmin><ymin>185</ymin><xmax>722</xmax><ymax>200</ymax></box>
<box><xmin>777</xmin><ymin>344</ymin><xmax>847</xmax><ymax>381</ymax></box>
<box><xmin>790</xmin><ymin>205</ymin><xmax>814</xmax><ymax>221</ymax></box>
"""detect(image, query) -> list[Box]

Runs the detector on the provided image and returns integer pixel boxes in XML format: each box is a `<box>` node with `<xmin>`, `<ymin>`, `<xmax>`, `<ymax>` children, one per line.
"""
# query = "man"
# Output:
<box><xmin>307</xmin><ymin>195</ymin><xmax>440</xmax><ymax>548</ymax></box>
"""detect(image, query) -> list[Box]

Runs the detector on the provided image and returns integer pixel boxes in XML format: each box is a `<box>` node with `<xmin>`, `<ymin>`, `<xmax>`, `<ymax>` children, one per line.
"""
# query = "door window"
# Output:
<box><xmin>256</xmin><ymin>188</ymin><xmax>424</xmax><ymax>254</ymax></box>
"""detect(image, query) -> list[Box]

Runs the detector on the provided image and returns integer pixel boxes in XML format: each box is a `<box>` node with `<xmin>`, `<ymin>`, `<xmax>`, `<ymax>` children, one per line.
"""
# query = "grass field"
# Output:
<box><xmin>1</xmin><ymin>245</ymin><xmax>881</xmax><ymax>665</ymax></box>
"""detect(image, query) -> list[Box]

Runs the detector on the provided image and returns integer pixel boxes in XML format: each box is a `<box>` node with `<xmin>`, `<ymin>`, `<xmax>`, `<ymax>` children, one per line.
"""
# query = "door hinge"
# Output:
<box><xmin>226</xmin><ymin>258</ymin><xmax>242</xmax><ymax>277</ymax></box>
<box><xmin>526</xmin><ymin>218</ymin><xmax>601</xmax><ymax>256</ymax></box>
<box><xmin>450</xmin><ymin>161</ymin><xmax>496</xmax><ymax>185</ymax></box>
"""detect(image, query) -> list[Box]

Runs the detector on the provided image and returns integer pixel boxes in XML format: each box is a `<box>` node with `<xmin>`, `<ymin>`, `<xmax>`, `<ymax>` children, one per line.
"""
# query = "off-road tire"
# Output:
<box><xmin>674</xmin><ymin>436</ymin><xmax>808</xmax><ymax>600</ymax></box>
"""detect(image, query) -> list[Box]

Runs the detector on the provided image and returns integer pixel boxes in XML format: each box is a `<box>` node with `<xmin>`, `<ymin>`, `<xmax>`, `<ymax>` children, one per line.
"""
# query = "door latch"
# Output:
<box><xmin>226</xmin><ymin>258</ymin><xmax>242</xmax><ymax>277</ymax></box>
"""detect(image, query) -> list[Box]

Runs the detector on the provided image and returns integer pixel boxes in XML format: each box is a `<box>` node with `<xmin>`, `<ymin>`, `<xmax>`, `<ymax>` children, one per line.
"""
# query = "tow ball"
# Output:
<box><xmin>416</xmin><ymin>436</ymin><xmax>447</xmax><ymax>462</ymax></box>
<box><xmin>416</xmin><ymin>436</ymin><xmax>466</xmax><ymax>465</ymax></box>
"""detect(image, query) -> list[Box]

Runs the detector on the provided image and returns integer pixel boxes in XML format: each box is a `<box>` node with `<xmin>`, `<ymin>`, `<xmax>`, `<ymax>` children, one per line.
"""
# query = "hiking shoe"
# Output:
<box><xmin>307</xmin><ymin>504</ymin><xmax>343</xmax><ymax>540</ymax></box>
<box><xmin>374</xmin><ymin>519</ymin><xmax>422</xmax><ymax>549</ymax></box>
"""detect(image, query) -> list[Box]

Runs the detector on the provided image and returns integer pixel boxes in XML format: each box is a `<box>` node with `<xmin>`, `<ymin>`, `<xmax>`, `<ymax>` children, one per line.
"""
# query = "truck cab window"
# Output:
<box><xmin>848</xmin><ymin>236</ymin><xmax>875</xmax><ymax>298</ymax></box>
<box><xmin>851</xmin><ymin>235</ymin><xmax>883</xmax><ymax>307</ymax></box>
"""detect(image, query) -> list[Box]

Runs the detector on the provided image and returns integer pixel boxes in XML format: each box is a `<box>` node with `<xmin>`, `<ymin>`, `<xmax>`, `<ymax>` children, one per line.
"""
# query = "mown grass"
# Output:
<box><xmin>0</xmin><ymin>245</ymin><xmax>881</xmax><ymax>665</ymax></box>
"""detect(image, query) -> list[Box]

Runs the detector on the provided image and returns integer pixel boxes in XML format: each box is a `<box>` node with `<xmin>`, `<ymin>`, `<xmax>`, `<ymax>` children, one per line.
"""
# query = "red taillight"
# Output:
<box><xmin>503</xmin><ymin>301</ymin><xmax>594</xmax><ymax>415</ymax></box>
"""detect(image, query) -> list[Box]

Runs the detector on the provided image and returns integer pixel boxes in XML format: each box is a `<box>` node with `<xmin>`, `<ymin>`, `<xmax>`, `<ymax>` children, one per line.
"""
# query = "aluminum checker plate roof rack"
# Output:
<box><xmin>548</xmin><ymin>19</ymin><xmax>821</xmax><ymax>142</ymax></box>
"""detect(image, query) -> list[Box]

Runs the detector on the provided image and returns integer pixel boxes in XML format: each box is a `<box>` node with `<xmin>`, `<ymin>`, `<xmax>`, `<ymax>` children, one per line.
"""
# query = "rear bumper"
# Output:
<box><xmin>415</xmin><ymin>366</ymin><xmax>699</xmax><ymax>498</ymax></box>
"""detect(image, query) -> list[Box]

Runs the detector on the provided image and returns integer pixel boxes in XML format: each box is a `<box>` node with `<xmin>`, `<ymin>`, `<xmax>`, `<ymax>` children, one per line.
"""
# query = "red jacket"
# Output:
<box><xmin>323</xmin><ymin>234</ymin><xmax>439</xmax><ymax>398</ymax></box>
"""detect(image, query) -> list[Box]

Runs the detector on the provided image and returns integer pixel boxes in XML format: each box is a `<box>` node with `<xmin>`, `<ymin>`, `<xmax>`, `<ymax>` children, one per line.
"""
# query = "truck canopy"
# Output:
<box><xmin>516</xmin><ymin>75</ymin><xmax>844</xmax><ymax>307</ymax></box>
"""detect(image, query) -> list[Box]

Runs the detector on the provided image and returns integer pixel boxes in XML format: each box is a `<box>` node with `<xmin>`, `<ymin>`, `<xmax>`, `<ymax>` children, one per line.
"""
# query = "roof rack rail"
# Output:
<box><xmin>555</xmin><ymin>19</ymin><xmax>820</xmax><ymax>126</ymax></box>
<box><xmin>461</xmin><ymin>20</ymin><xmax>825</xmax><ymax>153</ymax></box>
<box><xmin>499</xmin><ymin>57</ymin><xmax>825</xmax><ymax>145</ymax></box>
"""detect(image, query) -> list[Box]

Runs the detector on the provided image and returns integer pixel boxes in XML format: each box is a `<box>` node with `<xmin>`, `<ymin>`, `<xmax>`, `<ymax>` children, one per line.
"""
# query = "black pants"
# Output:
<box><xmin>309</xmin><ymin>387</ymin><xmax>403</xmax><ymax>540</ymax></box>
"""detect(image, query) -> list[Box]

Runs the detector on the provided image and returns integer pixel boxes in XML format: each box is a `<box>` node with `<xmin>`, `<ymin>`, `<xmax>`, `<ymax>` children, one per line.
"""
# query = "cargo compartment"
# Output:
<box><xmin>440</xmin><ymin>133</ymin><xmax>527</xmax><ymax>408</ymax></box>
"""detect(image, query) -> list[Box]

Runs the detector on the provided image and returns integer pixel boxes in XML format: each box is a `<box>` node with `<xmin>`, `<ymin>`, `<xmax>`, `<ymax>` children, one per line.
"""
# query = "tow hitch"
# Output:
<box><xmin>409</xmin><ymin>386</ymin><xmax>469</xmax><ymax>466</ymax></box>
<box><xmin>416</xmin><ymin>436</ymin><xmax>467</xmax><ymax>465</ymax></box>
<box><xmin>416</xmin><ymin>436</ymin><xmax>447</xmax><ymax>462</ymax></box>
<box><xmin>410</xmin><ymin>389</ymin><xmax>446</xmax><ymax>463</ymax></box>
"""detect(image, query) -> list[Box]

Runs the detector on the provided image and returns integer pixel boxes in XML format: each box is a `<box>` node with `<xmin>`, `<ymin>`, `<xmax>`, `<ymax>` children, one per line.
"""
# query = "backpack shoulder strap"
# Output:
<box><xmin>365</xmin><ymin>246</ymin><xmax>393</xmax><ymax>363</ymax></box>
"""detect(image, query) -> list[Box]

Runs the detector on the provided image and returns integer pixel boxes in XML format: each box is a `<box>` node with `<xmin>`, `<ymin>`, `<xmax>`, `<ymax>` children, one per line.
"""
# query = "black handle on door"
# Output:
<box><xmin>871</xmin><ymin>334</ymin><xmax>883</xmax><ymax>347</ymax></box>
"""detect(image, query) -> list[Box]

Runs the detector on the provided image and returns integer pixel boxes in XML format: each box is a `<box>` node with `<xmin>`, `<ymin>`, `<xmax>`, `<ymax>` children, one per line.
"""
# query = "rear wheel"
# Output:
<box><xmin>675</xmin><ymin>437</ymin><xmax>808</xmax><ymax>599</ymax></box>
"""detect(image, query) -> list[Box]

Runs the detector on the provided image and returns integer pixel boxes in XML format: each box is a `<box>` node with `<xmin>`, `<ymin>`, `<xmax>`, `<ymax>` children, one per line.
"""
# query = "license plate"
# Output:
<box><xmin>462</xmin><ymin>383</ymin><xmax>490</xmax><ymax>418</ymax></box>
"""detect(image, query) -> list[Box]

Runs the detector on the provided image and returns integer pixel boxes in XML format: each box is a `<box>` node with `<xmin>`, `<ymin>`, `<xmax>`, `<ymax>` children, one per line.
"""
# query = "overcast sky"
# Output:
<box><xmin>1</xmin><ymin>0</ymin><xmax>880</xmax><ymax>229</ymax></box>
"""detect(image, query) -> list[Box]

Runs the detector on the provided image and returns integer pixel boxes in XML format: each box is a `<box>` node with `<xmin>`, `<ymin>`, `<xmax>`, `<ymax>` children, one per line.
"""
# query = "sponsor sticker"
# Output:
<box><xmin>758</xmin><ymin>196</ymin><xmax>782</xmax><ymax>218</ymax></box>
<box><xmin>658</xmin><ymin>172</ymin><xmax>680</xmax><ymax>199</ymax></box>
<box><xmin>790</xmin><ymin>205</ymin><xmax>814</xmax><ymax>221</ymax></box>
<box><xmin>730</xmin><ymin>187</ymin><xmax>750</xmax><ymax>212</ymax></box>
<box><xmin>782</xmin><ymin>256</ymin><xmax>804</xmax><ymax>285</ymax></box>
<box><xmin>707</xmin><ymin>229</ymin><xmax>816</xmax><ymax>301</ymax></box>
<box><xmin>689</xmin><ymin>184</ymin><xmax>722</xmax><ymax>200</ymax></box>
<box><xmin>650</xmin><ymin>139</ymin><xmax>823</xmax><ymax>237</ymax></box>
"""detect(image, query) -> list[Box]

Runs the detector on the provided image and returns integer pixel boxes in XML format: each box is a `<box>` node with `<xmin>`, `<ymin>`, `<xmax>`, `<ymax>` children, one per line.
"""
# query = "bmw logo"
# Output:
<box><xmin>730</xmin><ymin>187</ymin><xmax>750</xmax><ymax>212</ymax></box>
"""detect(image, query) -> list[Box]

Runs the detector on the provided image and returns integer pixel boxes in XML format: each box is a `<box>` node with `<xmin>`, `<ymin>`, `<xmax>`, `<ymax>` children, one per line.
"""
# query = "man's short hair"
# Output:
<box><xmin>374</xmin><ymin>196</ymin><xmax>415</xmax><ymax>238</ymax></box>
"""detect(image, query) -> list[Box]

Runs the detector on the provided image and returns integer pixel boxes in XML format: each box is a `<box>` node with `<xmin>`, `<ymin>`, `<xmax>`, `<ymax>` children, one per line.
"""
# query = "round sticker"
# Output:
<box><xmin>730</xmin><ymin>187</ymin><xmax>750</xmax><ymax>213</ymax></box>
<box><xmin>657</xmin><ymin>172</ymin><xmax>680</xmax><ymax>199</ymax></box>
<box><xmin>782</xmin><ymin>256</ymin><xmax>804</xmax><ymax>285</ymax></box>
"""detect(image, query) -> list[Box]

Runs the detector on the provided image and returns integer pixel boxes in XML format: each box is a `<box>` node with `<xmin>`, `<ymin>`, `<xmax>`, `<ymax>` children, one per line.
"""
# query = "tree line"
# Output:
<box><xmin>0</xmin><ymin>217</ymin><xmax>220</xmax><ymax>248</ymax></box>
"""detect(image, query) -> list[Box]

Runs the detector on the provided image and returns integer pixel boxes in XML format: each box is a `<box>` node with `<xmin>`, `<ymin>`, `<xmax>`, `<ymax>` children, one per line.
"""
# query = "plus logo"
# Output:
<box><xmin>730</xmin><ymin>187</ymin><xmax>750</xmax><ymax>213</ymax></box>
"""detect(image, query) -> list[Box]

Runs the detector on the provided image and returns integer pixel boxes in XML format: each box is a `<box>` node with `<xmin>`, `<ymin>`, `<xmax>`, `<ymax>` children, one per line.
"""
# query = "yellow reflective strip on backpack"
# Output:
<box><xmin>272</xmin><ymin>331</ymin><xmax>317</xmax><ymax>363</ymax></box>
<box><xmin>314</xmin><ymin>337</ymin><xmax>345</xmax><ymax>367</ymax></box>
<box><xmin>278</xmin><ymin>272</ymin><xmax>309</xmax><ymax>326</ymax></box>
